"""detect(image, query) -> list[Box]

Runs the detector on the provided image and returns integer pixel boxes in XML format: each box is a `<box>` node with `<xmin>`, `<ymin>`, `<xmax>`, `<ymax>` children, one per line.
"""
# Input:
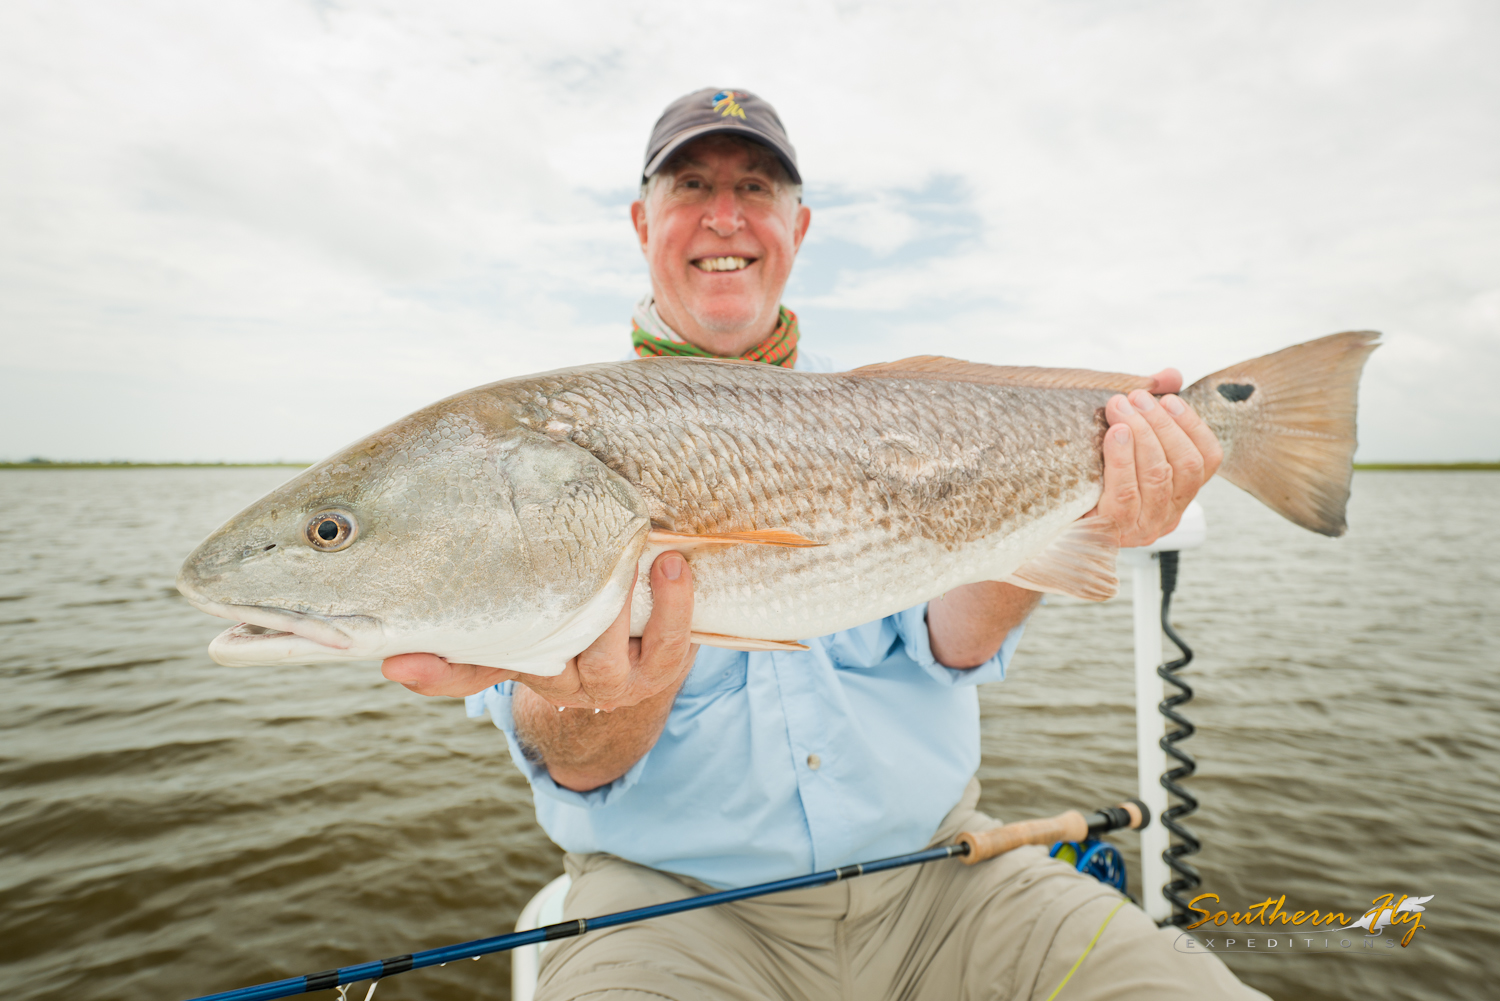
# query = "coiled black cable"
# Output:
<box><xmin>1156</xmin><ymin>550</ymin><xmax>1201</xmax><ymax>925</ymax></box>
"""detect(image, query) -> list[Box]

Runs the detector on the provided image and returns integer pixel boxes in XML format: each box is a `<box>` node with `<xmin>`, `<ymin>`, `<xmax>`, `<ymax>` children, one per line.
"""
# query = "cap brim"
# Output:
<box><xmin>643</xmin><ymin>121</ymin><xmax>801</xmax><ymax>185</ymax></box>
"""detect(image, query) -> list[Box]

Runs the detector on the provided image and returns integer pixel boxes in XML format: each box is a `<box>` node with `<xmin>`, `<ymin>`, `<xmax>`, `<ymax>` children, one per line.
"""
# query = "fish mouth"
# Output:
<box><xmin>177</xmin><ymin>578</ymin><xmax>382</xmax><ymax>665</ymax></box>
<box><xmin>185</xmin><ymin>594</ymin><xmax>366</xmax><ymax>649</ymax></box>
<box><xmin>206</xmin><ymin>621</ymin><xmax>351</xmax><ymax>666</ymax></box>
<box><xmin>692</xmin><ymin>255</ymin><xmax>756</xmax><ymax>273</ymax></box>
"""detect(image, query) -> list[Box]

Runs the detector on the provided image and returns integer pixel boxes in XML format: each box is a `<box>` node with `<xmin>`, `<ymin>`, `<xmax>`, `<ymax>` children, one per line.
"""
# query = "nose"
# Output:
<box><xmin>701</xmin><ymin>188</ymin><xmax>743</xmax><ymax>238</ymax></box>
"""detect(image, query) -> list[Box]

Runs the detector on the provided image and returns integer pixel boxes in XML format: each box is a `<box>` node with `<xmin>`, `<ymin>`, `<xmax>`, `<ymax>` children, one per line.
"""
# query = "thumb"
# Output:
<box><xmin>640</xmin><ymin>551</ymin><xmax>695</xmax><ymax>663</ymax></box>
<box><xmin>1149</xmin><ymin>368</ymin><xmax>1183</xmax><ymax>394</ymax></box>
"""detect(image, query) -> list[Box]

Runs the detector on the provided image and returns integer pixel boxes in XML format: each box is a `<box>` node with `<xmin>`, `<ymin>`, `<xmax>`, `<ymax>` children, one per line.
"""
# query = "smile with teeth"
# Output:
<box><xmin>693</xmin><ymin>256</ymin><xmax>754</xmax><ymax>273</ymax></box>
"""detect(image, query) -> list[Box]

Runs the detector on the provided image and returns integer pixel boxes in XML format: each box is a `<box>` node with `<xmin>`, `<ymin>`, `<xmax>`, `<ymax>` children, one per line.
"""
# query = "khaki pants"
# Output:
<box><xmin>536</xmin><ymin>780</ymin><xmax>1266</xmax><ymax>1001</ymax></box>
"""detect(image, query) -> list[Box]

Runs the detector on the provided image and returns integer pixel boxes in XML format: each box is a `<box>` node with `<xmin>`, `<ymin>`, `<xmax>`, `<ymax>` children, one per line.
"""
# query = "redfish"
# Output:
<box><xmin>178</xmin><ymin>332</ymin><xmax>1378</xmax><ymax>676</ymax></box>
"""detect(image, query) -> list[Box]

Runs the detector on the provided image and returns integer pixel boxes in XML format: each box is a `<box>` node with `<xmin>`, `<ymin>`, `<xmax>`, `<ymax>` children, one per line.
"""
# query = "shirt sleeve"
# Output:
<box><xmin>890</xmin><ymin>602</ymin><xmax>1027</xmax><ymax>687</ymax></box>
<box><xmin>465</xmin><ymin>681</ymin><xmax>654</xmax><ymax>809</ymax></box>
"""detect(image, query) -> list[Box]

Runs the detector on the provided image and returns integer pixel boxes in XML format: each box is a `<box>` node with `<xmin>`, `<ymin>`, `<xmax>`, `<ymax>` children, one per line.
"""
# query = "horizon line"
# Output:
<box><xmin>3</xmin><ymin>459</ymin><xmax>1498</xmax><ymax>472</ymax></box>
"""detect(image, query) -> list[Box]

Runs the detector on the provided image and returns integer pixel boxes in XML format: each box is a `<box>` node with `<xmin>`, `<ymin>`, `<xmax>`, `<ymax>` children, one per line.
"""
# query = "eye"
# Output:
<box><xmin>304</xmin><ymin>510</ymin><xmax>358</xmax><ymax>551</ymax></box>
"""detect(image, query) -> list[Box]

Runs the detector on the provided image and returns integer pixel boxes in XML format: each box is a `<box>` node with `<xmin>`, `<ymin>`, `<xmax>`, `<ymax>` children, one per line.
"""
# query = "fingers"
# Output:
<box><xmin>382</xmin><ymin>652</ymin><xmax>515</xmax><ymax>698</ymax></box>
<box><xmin>1097</xmin><ymin>419</ymin><xmax>1140</xmax><ymax>538</ymax></box>
<box><xmin>1159</xmin><ymin>393</ymin><xmax>1224</xmax><ymax>481</ymax></box>
<box><xmin>507</xmin><ymin>660</ymin><xmax>585</xmax><ymax>709</ymax></box>
<box><xmin>1127</xmin><ymin>390</ymin><xmax>1205</xmax><ymax>511</ymax></box>
<box><xmin>382</xmin><ymin>652</ymin><xmax>448</xmax><ymax>690</ymax></box>
<box><xmin>1103</xmin><ymin>394</ymin><xmax>1172</xmax><ymax>546</ymax></box>
<box><xmin>383</xmin><ymin>553</ymin><xmax>699</xmax><ymax>711</ymax></box>
<box><xmin>568</xmin><ymin>569</ymin><xmax>639</xmax><ymax>708</ymax></box>
<box><xmin>1100</xmin><ymin>388</ymin><xmax>1223</xmax><ymax>548</ymax></box>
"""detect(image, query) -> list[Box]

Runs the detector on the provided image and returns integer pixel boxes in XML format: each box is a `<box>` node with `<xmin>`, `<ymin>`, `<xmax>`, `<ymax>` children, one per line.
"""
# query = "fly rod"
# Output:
<box><xmin>181</xmin><ymin>800</ymin><xmax>1148</xmax><ymax>1001</ymax></box>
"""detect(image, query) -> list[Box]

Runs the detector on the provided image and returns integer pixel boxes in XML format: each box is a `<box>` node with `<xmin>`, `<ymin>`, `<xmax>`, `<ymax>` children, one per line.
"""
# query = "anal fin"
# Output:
<box><xmin>1002</xmin><ymin>516</ymin><xmax>1119</xmax><ymax>602</ymax></box>
<box><xmin>690</xmin><ymin>632</ymin><xmax>811</xmax><ymax>652</ymax></box>
<box><xmin>648</xmin><ymin>528</ymin><xmax>825</xmax><ymax>549</ymax></box>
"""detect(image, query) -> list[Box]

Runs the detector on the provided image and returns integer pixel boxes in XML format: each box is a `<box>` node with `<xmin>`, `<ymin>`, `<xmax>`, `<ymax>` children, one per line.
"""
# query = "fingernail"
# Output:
<box><xmin>1130</xmin><ymin>390</ymin><xmax>1157</xmax><ymax>412</ymax></box>
<box><xmin>1160</xmin><ymin>395</ymin><xmax>1185</xmax><ymax>416</ymax></box>
<box><xmin>662</xmin><ymin>553</ymin><xmax>683</xmax><ymax>581</ymax></box>
<box><xmin>1113</xmin><ymin>425</ymin><xmax>1132</xmax><ymax>444</ymax></box>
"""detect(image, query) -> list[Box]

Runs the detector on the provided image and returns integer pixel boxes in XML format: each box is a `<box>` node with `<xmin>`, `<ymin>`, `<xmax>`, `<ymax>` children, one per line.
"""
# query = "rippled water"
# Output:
<box><xmin>2</xmin><ymin>469</ymin><xmax>1495</xmax><ymax>1000</ymax></box>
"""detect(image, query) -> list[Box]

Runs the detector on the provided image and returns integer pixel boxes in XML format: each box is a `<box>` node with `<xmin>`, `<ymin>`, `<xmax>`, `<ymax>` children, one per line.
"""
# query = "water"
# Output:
<box><xmin>1</xmin><ymin>469</ymin><xmax>1495</xmax><ymax>1000</ymax></box>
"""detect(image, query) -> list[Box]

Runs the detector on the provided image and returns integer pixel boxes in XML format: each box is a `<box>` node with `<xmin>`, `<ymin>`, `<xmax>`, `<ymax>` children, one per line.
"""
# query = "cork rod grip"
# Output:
<box><xmin>957</xmin><ymin>810</ymin><xmax>1090</xmax><ymax>864</ymax></box>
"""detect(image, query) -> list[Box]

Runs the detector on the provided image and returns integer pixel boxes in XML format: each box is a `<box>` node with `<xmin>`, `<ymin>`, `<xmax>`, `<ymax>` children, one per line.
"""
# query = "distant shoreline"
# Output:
<box><xmin>1351</xmin><ymin>462</ymin><xmax>1500</xmax><ymax>471</ymax></box>
<box><xmin>3</xmin><ymin>460</ymin><xmax>1496</xmax><ymax>471</ymax></box>
<box><xmin>0</xmin><ymin>461</ymin><xmax>311</xmax><ymax>469</ymax></box>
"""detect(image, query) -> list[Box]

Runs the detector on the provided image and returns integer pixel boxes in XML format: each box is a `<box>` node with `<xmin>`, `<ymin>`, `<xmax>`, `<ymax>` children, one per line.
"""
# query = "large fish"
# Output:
<box><xmin>178</xmin><ymin>332</ymin><xmax>1378</xmax><ymax>675</ymax></box>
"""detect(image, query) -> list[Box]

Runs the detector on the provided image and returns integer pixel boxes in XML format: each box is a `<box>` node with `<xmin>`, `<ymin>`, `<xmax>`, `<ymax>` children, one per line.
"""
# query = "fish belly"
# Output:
<box><xmin>629</xmin><ymin>482</ymin><xmax>1100</xmax><ymax>641</ymax></box>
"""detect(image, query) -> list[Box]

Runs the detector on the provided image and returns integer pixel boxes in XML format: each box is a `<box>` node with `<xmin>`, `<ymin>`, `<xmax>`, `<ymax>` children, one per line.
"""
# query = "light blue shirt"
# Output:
<box><xmin>467</xmin><ymin>608</ymin><xmax>1023</xmax><ymax>889</ymax></box>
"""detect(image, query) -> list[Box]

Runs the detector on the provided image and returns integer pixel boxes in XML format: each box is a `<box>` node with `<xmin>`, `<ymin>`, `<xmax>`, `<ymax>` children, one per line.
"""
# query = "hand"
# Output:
<box><xmin>381</xmin><ymin>551</ymin><xmax>699</xmax><ymax>710</ymax></box>
<box><xmin>1093</xmin><ymin>368</ymin><xmax>1224</xmax><ymax>548</ymax></box>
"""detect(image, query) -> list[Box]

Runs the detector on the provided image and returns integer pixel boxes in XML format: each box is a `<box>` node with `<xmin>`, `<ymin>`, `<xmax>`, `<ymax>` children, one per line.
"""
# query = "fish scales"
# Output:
<box><xmin>510</xmin><ymin>362</ymin><xmax>1108</xmax><ymax>640</ymax></box>
<box><xmin>548</xmin><ymin>363</ymin><xmax>1100</xmax><ymax>542</ymax></box>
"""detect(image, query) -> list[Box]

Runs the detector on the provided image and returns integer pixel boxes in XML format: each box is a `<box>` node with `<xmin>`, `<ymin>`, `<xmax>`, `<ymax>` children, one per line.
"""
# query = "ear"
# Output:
<box><xmin>630</xmin><ymin>199</ymin><xmax>649</xmax><ymax>252</ymax></box>
<box><xmin>792</xmin><ymin>203</ymin><xmax>811</xmax><ymax>254</ymax></box>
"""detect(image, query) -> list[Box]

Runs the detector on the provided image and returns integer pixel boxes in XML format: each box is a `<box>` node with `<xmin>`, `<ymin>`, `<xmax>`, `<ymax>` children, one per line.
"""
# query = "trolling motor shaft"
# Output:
<box><xmin>957</xmin><ymin>799</ymin><xmax>1151</xmax><ymax>864</ymax></box>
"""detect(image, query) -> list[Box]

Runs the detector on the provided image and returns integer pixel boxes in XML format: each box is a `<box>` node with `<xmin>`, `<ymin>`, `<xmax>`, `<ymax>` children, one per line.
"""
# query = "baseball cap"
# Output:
<box><xmin>643</xmin><ymin>88</ymin><xmax>801</xmax><ymax>185</ymax></box>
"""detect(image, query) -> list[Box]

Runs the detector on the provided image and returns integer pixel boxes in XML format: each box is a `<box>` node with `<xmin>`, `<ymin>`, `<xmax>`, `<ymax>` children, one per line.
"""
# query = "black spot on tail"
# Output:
<box><xmin>1217</xmin><ymin>383</ymin><xmax>1255</xmax><ymax>402</ymax></box>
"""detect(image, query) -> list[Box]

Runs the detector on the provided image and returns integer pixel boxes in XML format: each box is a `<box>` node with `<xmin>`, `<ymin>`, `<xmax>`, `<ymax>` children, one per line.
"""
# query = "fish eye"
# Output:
<box><xmin>304</xmin><ymin>510</ymin><xmax>358</xmax><ymax>552</ymax></box>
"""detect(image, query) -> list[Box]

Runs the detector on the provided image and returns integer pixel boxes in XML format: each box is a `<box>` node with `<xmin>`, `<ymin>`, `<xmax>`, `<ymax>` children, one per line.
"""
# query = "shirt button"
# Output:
<box><xmin>806</xmin><ymin>754</ymin><xmax>821</xmax><ymax>771</ymax></box>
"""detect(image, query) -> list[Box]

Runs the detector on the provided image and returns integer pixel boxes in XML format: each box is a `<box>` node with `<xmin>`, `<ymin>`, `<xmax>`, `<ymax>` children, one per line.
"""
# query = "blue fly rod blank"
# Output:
<box><xmin>179</xmin><ymin>800</ymin><xmax>1148</xmax><ymax>1001</ymax></box>
<box><xmin>181</xmin><ymin>844</ymin><xmax>968</xmax><ymax>1001</ymax></box>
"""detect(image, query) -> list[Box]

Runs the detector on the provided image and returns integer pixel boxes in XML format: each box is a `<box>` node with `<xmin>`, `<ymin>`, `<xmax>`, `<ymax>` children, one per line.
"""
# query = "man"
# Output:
<box><xmin>385</xmin><ymin>88</ymin><xmax>1262</xmax><ymax>1000</ymax></box>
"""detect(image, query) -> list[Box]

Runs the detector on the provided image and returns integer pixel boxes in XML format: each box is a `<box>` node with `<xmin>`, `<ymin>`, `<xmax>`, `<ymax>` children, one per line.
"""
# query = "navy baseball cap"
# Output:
<box><xmin>643</xmin><ymin>88</ymin><xmax>801</xmax><ymax>184</ymax></box>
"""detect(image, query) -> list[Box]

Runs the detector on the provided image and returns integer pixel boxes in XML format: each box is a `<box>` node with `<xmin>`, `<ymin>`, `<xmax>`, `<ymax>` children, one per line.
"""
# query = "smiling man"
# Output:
<box><xmin>384</xmin><ymin>88</ymin><xmax>1263</xmax><ymax>1000</ymax></box>
<box><xmin>627</xmin><ymin>126</ymin><xmax>809</xmax><ymax>363</ymax></box>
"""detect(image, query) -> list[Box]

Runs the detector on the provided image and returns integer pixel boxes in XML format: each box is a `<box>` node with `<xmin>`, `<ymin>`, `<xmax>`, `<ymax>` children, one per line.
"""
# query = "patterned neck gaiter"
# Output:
<box><xmin>630</xmin><ymin>296</ymin><xmax>799</xmax><ymax>368</ymax></box>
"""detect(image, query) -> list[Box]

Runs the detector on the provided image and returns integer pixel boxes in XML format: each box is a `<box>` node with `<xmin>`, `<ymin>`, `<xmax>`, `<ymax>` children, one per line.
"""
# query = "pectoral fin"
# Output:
<box><xmin>648</xmin><ymin>528</ymin><xmax>824</xmax><ymax>549</ymax></box>
<box><xmin>1003</xmin><ymin>516</ymin><xmax>1119</xmax><ymax>602</ymax></box>
<box><xmin>690</xmin><ymin>632</ymin><xmax>811</xmax><ymax>652</ymax></box>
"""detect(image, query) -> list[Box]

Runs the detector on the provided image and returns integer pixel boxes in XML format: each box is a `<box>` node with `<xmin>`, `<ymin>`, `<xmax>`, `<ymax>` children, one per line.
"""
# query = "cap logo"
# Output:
<box><xmin>712</xmin><ymin>91</ymin><xmax>747</xmax><ymax>120</ymax></box>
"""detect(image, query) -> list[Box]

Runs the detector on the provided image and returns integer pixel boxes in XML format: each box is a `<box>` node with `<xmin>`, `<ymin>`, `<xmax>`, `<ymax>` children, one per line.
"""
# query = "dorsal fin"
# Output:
<box><xmin>847</xmin><ymin>356</ymin><xmax>1153</xmax><ymax>393</ymax></box>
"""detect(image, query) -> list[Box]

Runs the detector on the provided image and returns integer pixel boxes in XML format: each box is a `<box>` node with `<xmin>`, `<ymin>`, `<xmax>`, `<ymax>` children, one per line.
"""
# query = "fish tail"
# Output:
<box><xmin>1181</xmin><ymin>331</ymin><xmax>1380</xmax><ymax>537</ymax></box>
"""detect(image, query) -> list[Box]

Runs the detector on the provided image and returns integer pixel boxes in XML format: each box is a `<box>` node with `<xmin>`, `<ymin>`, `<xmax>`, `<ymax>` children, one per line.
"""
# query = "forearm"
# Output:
<box><xmin>926</xmin><ymin>581</ymin><xmax>1041</xmax><ymax>669</ymax></box>
<box><xmin>512</xmin><ymin>677</ymin><xmax>684</xmax><ymax>792</ymax></box>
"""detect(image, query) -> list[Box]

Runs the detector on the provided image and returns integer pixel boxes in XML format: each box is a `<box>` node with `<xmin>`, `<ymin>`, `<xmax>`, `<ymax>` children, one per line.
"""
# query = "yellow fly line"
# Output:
<box><xmin>1042</xmin><ymin>898</ymin><xmax>1129</xmax><ymax>1001</ymax></box>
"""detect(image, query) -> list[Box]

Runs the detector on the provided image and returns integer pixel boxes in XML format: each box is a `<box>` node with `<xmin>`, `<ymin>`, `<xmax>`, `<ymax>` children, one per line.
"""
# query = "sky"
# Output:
<box><xmin>2</xmin><ymin>0</ymin><xmax>1496</xmax><ymax>463</ymax></box>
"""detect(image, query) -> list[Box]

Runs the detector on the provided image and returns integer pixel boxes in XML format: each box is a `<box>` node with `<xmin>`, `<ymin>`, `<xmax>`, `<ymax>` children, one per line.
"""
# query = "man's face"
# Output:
<box><xmin>630</xmin><ymin>137</ymin><xmax>811</xmax><ymax>356</ymax></box>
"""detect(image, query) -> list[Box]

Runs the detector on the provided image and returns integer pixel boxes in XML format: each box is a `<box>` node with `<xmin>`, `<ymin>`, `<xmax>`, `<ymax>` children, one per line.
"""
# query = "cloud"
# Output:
<box><xmin>1</xmin><ymin>0</ymin><xmax>1496</xmax><ymax>461</ymax></box>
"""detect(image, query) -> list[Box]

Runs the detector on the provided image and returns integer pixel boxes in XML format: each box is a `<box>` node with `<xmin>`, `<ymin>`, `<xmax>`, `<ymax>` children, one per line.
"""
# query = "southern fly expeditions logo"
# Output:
<box><xmin>1174</xmin><ymin>892</ymin><xmax>1434</xmax><ymax>956</ymax></box>
<box><xmin>713</xmin><ymin>90</ymin><xmax>747</xmax><ymax>119</ymax></box>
